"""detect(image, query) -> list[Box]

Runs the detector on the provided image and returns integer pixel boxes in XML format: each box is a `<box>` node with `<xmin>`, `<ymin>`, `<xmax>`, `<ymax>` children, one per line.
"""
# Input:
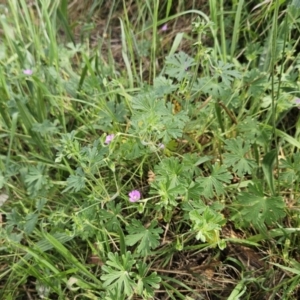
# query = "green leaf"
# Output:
<box><xmin>43</xmin><ymin>232</ymin><xmax>101</xmax><ymax>284</ymax></box>
<box><xmin>193</xmin><ymin>77</ymin><xmax>225</xmax><ymax>97</ymax></box>
<box><xmin>101</xmin><ymin>252</ymin><xmax>136</xmax><ymax>296</ymax></box>
<box><xmin>185</xmin><ymin>181</ymin><xmax>203</xmax><ymax>201</ymax></box>
<box><xmin>79</xmin><ymin>141</ymin><xmax>106</xmax><ymax>174</ymax></box>
<box><xmin>262</xmin><ymin>149</ymin><xmax>277</xmax><ymax>195</ymax></box>
<box><xmin>189</xmin><ymin>206</ymin><xmax>226</xmax><ymax>246</ymax></box>
<box><xmin>153</xmin><ymin>76</ymin><xmax>177</xmax><ymax>95</ymax></box>
<box><xmin>55</xmin><ymin>131</ymin><xmax>80</xmax><ymax>163</ymax></box>
<box><xmin>62</xmin><ymin>168</ymin><xmax>86</xmax><ymax>193</ymax></box>
<box><xmin>212</xmin><ymin>61</ymin><xmax>242</xmax><ymax>86</ymax></box>
<box><xmin>98</xmin><ymin>202</ymin><xmax>122</xmax><ymax>231</ymax></box>
<box><xmin>100</xmin><ymin>288</ymin><xmax>126</xmax><ymax>300</ymax></box>
<box><xmin>182</xmin><ymin>153</ymin><xmax>211</xmax><ymax>176</ymax></box>
<box><xmin>125</xmin><ymin>220</ymin><xmax>163</xmax><ymax>255</ymax></box>
<box><xmin>131</xmin><ymin>90</ymin><xmax>166</xmax><ymax>113</ymax></box>
<box><xmin>31</xmin><ymin>119</ymin><xmax>59</xmax><ymax>136</ymax></box>
<box><xmin>118</xmin><ymin>225</ymin><xmax>127</xmax><ymax>255</ymax></box>
<box><xmin>98</xmin><ymin>100</ymin><xmax>128</xmax><ymax>131</ymax></box>
<box><xmin>196</xmin><ymin>163</ymin><xmax>232</xmax><ymax>198</ymax></box>
<box><xmin>243</xmin><ymin>69</ymin><xmax>268</xmax><ymax>97</ymax></box>
<box><xmin>150</xmin><ymin>177</ymin><xmax>183</xmax><ymax>209</ymax></box>
<box><xmin>153</xmin><ymin>155</ymin><xmax>203</xmax><ymax>200</ymax></box>
<box><xmin>235</xmin><ymin>184</ymin><xmax>286</xmax><ymax>230</ymax></box>
<box><xmin>136</xmin><ymin>262</ymin><xmax>161</xmax><ymax>297</ymax></box>
<box><xmin>271</xmin><ymin>262</ymin><xmax>300</xmax><ymax>276</ymax></box>
<box><xmin>154</xmin><ymin>157</ymin><xmax>184</xmax><ymax>186</ymax></box>
<box><xmin>6</xmin><ymin>208</ymin><xmax>23</xmax><ymax>227</ymax></box>
<box><xmin>130</xmin><ymin>88</ymin><xmax>189</xmax><ymax>144</ymax></box>
<box><xmin>158</xmin><ymin>107</ymin><xmax>189</xmax><ymax>143</ymax></box>
<box><xmin>227</xmin><ymin>280</ymin><xmax>247</xmax><ymax>299</ymax></box>
<box><xmin>0</xmin><ymin>171</ymin><xmax>5</xmax><ymax>189</ymax></box>
<box><xmin>35</xmin><ymin>198</ymin><xmax>47</xmax><ymax>211</ymax></box>
<box><xmin>165</xmin><ymin>51</ymin><xmax>196</xmax><ymax>80</ymax></box>
<box><xmin>291</xmin><ymin>0</ymin><xmax>300</xmax><ymax>8</ymax></box>
<box><xmin>237</xmin><ymin>117</ymin><xmax>272</xmax><ymax>145</ymax></box>
<box><xmin>24</xmin><ymin>213</ymin><xmax>38</xmax><ymax>234</ymax></box>
<box><xmin>279</xmin><ymin>153</ymin><xmax>300</xmax><ymax>184</ymax></box>
<box><xmin>118</xmin><ymin>139</ymin><xmax>148</xmax><ymax>161</ymax></box>
<box><xmin>223</xmin><ymin>137</ymin><xmax>257</xmax><ymax>177</ymax></box>
<box><xmin>24</xmin><ymin>163</ymin><xmax>50</xmax><ymax>196</ymax></box>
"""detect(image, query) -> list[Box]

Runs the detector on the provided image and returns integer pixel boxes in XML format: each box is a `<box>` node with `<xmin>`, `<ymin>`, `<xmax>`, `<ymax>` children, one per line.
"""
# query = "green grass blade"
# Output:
<box><xmin>42</xmin><ymin>232</ymin><xmax>103</xmax><ymax>286</ymax></box>
<box><xmin>119</xmin><ymin>18</ymin><xmax>134</xmax><ymax>88</ymax></box>
<box><xmin>261</xmin><ymin>149</ymin><xmax>277</xmax><ymax>195</ymax></box>
<box><xmin>230</xmin><ymin>0</ymin><xmax>245</xmax><ymax>59</ymax></box>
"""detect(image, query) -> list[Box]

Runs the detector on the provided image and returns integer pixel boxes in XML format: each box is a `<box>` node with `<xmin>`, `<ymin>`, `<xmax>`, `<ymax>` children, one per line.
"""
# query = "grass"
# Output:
<box><xmin>1</xmin><ymin>0</ymin><xmax>300</xmax><ymax>299</ymax></box>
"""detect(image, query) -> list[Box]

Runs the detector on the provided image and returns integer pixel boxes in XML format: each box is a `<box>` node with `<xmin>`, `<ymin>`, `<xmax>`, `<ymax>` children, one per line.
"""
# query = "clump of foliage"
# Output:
<box><xmin>1</xmin><ymin>0</ymin><xmax>300</xmax><ymax>299</ymax></box>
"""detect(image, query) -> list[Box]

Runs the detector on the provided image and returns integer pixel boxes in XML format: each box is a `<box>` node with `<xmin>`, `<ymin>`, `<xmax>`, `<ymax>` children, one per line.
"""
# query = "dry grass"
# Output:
<box><xmin>65</xmin><ymin>0</ymin><xmax>209</xmax><ymax>76</ymax></box>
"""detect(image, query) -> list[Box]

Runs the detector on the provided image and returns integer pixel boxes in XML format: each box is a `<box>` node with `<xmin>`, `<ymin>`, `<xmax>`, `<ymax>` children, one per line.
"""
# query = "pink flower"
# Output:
<box><xmin>161</xmin><ymin>24</ymin><xmax>168</xmax><ymax>31</ymax></box>
<box><xmin>23</xmin><ymin>69</ymin><xmax>33</xmax><ymax>75</ymax></box>
<box><xmin>105</xmin><ymin>134</ymin><xmax>115</xmax><ymax>145</ymax></box>
<box><xmin>128</xmin><ymin>190</ymin><xmax>141</xmax><ymax>202</ymax></box>
<box><xmin>295</xmin><ymin>98</ymin><xmax>300</xmax><ymax>109</ymax></box>
<box><xmin>158</xmin><ymin>143</ymin><xmax>165</xmax><ymax>149</ymax></box>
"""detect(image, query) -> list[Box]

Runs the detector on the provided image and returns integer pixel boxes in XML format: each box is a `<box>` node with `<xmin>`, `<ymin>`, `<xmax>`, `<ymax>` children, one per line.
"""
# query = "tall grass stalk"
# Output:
<box><xmin>270</xmin><ymin>0</ymin><xmax>283</xmax><ymax>192</ymax></box>
<box><xmin>230</xmin><ymin>0</ymin><xmax>244</xmax><ymax>59</ymax></box>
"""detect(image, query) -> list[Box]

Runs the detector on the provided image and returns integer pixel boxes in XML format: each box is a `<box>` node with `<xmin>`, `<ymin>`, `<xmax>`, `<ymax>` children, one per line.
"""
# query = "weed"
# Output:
<box><xmin>1</xmin><ymin>0</ymin><xmax>300</xmax><ymax>299</ymax></box>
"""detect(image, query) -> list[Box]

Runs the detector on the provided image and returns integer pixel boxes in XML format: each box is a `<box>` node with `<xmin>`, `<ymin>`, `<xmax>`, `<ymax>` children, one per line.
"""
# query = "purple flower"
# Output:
<box><xmin>295</xmin><ymin>98</ymin><xmax>300</xmax><ymax>109</ymax></box>
<box><xmin>105</xmin><ymin>134</ymin><xmax>115</xmax><ymax>145</ymax></box>
<box><xmin>158</xmin><ymin>143</ymin><xmax>165</xmax><ymax>149</ymax></box>
<box><xmin>23</xmin><ymin>69</ymin><xmax>33</xmax><ymax>75</ymax></box>
<box><xmin>128</xmin><ymin>190</ymin><xmax>141</xmax><ymax>202</ymax></box>
<box><xmin>161</xmin><ymin>24</ymin><xmax>168</xmax><ymax>31</ymax></box>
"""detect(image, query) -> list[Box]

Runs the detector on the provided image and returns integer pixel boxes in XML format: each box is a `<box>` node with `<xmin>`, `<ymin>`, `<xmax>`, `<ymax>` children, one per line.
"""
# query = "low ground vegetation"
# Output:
<box><xmin>1</xmin><ymin>0</ymin><xmax>300</xmax><ymax>299</ymax></box>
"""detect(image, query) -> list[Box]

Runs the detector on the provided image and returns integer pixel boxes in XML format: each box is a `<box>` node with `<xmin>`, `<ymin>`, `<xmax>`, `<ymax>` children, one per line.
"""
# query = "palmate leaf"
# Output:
<box><xmin>235</xmin><ymin>184</ymin><xmax>286</xmax><ymax>230</ymax></box>
<box><xmin>154</xmin><ymin>157</ymin><xmax>185</xmax><ymax>187</ymax></box>
<box><xmin>31</xmin><ymin>119</ymin><xmax>59</xmax><ymax>135</ymax></box>
<box><xmin>190</xmin><ymin>207</ymin><xmax>226</xmax><ymax>245</ymax></box>
<box><xmin>150</xmin><ymin>177</ymin><xmax>183</xmax><ymax>209</ymax></box>
<box><xmin>181</xmin><ymin>153</ymin><xmax>210</xmax><ymax>176</ymax></box>
<box><xmin>80</xmin><ymin>140</ymin><xmax>107</xmax><ymax>170</ymax></box>
<box><xmin>237</xmin><ymin>117</ymin><xmax>260</xmax><ymax>142</ymax></box>
<box><xmin>130</xmin><ymin>88</ymin><xmax>189</xmax><ymax>144</ymax></box>
<box><xmin>131</xmin><ymin>90</ymin><xmax>167</xmax><ymax>113</ymax></box>
<box><xmin>100</xmin><ymin>288</ymin><xmax>126</xmax><ymax>300</ymax></box>
<box><xmin>153</xmin><ymin>76</ymin><xmax>177</xmax><ymax>96</ymax></box>
<box><xmin>101</xmin><ymin>252</ymin><xmax>136</xmax><ymax>296</ymax></box>
<box><xmin>185</xmin><ymin>181</ymin><xmax>203</xmax><ymax>201</ymax></box>
<box><xmin>24</xmin><ymin>212</ymin><xmax>39</xmax><ymax>234</ymax></box>
<box><xmin>193</xmin><ymin>77</ymin><xmax>225</xmax><ymax>97</ymax></box>
<box><xmin>24</xmin><ymin>163</ymin><xmax>50</xmax><ymax>196</ymax></box>
<box><xmin>196</xmin><ymin>163</ymin><xmax>232</xmax><ymax>198</ymax></box>
<box><xmin>212</xmin><ymin>60</ymin><xmax>242</xmax><ymax>86</ymax></box>
<box><xmin>136</xmin><ymin>262</ymin><xmax>161</xmax><ymax>297</ymax></box>
<box><xmin>223</xmin><ymin>137</ymin><xmax>257</xmax><ymax>177</ymax></box>
<box><xmin>125</xmin><ymin>220</ymin><xmax>163</xmax><ymax>255</ymax></box>
<box><xmin>159</xmin><ymin>106</ymin><xmax>189</xmax><ymax>143</ymax></box>
<box><xmin>165</xmin><ymin>51</ymin><xmax>196</xmax><ymax>80</ymax></box>
<box><xmin>243</xmin><ymin>68</ymin><xmax>268</xmax><ymax>97</ymax></box>
<box><xmin>279</xmin><ymin>153</ymin><xmax>300</xmax><ymax>184</ymax></box>
<box><xmin>98</xmin><ymin>202</ymin><xmax>122</xmax><ymax>231</ymax></box>
<box><xmin>98</xmin><ymin>100</ymin><xmax>128</xmax><ymax>130</ymax></box>
<box><xmin>237</xmin><ymin>117</ymin><xmax>273</xmax><ymax>145</ymax></box>
<box><xmin>62</xmin><ymin>167</ymin><xmax>86</xmax><ymax>193</ymax></box>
